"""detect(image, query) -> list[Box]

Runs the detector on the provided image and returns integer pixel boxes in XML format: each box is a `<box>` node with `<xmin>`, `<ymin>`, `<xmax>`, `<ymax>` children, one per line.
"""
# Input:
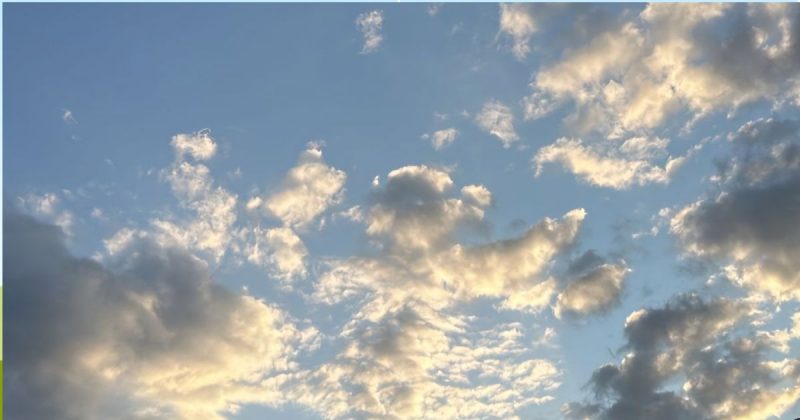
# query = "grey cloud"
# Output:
<box><xmin>4</xmin><ymin>211</ymin><xmax>305</xmax><ymax>419</ymax></box>
<box><xmin>567</xmin><ymin>294</ymin><xmax>800</xmax><ymax>419</ymax></box>
<box><xmin>554</xmin><ymin>250</ymin><xmax>629</xmax><ymax>319</ymax></box>
<box><xmin>672</xmin><ymin>118</ymin><xmax>800</xmax><ymax>301</ymax></box>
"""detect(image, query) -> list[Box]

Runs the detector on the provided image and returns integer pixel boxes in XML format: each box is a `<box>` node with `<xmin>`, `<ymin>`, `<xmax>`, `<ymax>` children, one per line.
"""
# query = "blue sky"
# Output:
<box><xmin>4</xmin><ymin>3</ymin><xmax>800</xmax><ymax>419</ymax></box>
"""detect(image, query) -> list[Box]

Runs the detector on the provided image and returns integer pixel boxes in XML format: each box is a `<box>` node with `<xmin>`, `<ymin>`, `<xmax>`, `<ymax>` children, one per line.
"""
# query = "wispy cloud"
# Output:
<box><xmin>62</xmin><ymin>108</ymin><xmax>77</xmax><ymax>124</ymax></box>
<box><xmin>356</xmin><ymin>10</ymin><xmax>384</xmax><ymax>54</ymax></box>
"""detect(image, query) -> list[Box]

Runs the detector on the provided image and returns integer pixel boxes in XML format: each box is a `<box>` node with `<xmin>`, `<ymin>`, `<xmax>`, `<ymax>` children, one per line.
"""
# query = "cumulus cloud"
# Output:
<box><xmin>526</xmin><ymin>4</ymin><xmax>800</xmax><ymax>136</ymax></box>
<box><xmin>356</xmin><ymin>10</ymin><xmax>384</xmax><ymax>54</ymax></box>
<box><xmin>671</xmin><ymin>118</ymin><xmax>800</xmax><ymax>301</ymax></box>
<box><xmin>498</xmin><ymin>4</ymin><xmax>536</xmax><ymax>60</ymax></box>
<box><xmin>475</xmin><ymin>100</ymin><xmax>519</xmax><ymax>148</ymax></box>
<box><xmin>238</xmin><ymin>145</ymin><xmax>344</xmax><ymax>282</ymax></box>
<box><xmin>421</xmin><ymin>127</ymin><xmax>458</xmax><ymax>150</ymax></box>
<box><xmin>243</xmin><ymin>226</ymin><xmax>308</xmax><ymax>282</ymax></box>
<box><xmin>258</xmin><ymin>145</ymin><xmax>346</xmax><ymax>230</ymax></box>
<box><xmin>153</xmin><ymin>130</ymin><xmax>238</xmax><ymax>262</ymax></box>
<box><xmin>5</xmin><ymin>211</ymin><xmax>312</xmax><ymax>419</ymax></box>
<box><xmin>533</xmin><ymin>136</ymin><xmax>693</xmax><ymax>189</ymax></box>
<box><xmin>566</xmin><ymin>294</ymin><xmax>800</xmax><ymax>420</ymax></box>
<box><xmin>299</xmin><ymin>165</ymin><xmax>589</xmax><ymax>417</ymax></box>
<box><xmin>554</xmin><ymin>251</ymin><xmax>629</xmax><ymax>319</ymax></box>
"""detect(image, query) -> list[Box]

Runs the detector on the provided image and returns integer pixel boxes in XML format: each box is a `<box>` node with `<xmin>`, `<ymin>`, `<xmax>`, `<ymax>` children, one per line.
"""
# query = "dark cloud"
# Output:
<box><xmin>554</xmin><ymin>250</ymin><xmax>629</xmax><ymax>319</ymax></box>
<box><xmin>4</xmin><ymin>211</ymin><xmax>303</xmax><ymax>419</ymax></box>
<box><xmin>673</xmin><ymin>118</ymin><xmax>800</xmax><ymax>301</ymax></box>
<box><xmin>566</xmin><ymin>294</ymin><xmax>800</xmax><ymax>419</ymax></box>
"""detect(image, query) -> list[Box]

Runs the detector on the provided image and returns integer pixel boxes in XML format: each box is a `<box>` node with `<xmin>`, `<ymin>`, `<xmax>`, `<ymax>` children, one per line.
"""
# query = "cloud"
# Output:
<box><xmin>16</xmin><ymin>192</ymin><xmax>74</xmax><ymax>235</ymax></box>
<box><xmin>475</xmin><ymin>100</ymin><xmax>519</xmax><ymax>147</ymax></box>
<box><xmin>526</xmin><ymin>4</ymin><xmax>800</xmax><ymax>136</ymax></box>
<box><xmin>356</xmin><ymin>10</ymin><xmax>384</xmax><ymax>54</ymax></box>
<box><xmin>238</xmin><ymin>144</ymin><xmax>344</xmax><ymax>282</ymax></box>
<box><xmin>427</xmin><ymin>3</ymin><xmax>442</xmax><ymax>17</ymax></box>
<box><xmin>243</xmin><ymin>226</ymin><xmax>308</xmax><ymax>282</ymax></box>
<box><xmin>421</xmin><ymin>127</ymin><xmax>459</xmax><ymax>150</ymax></box>
<box><xmin>671</xmin><ymin>118</ymin><xmax>800</xmax><ymax>301</ymax></box>
<box><xmin>498</xmin><ymin>4</ymin><xmax>536</xmax><ymax>60</ymax></box>
<box><xmin>153</xmin><ymin>130</ymin><xmax>238</xmax><ymax>262</ymax></box>
<box><xmin>5</xmin><ymin>211</ymin><xmax>312</xmax><ymax>419</ymax></box>
<box><xmin>566</xmin><ymin>294</ymin><xmax>800</xmax><ymax>420</ymax></box>
<box><xmin>533</xmin><ymin>137</ymin><xmax>692</xmax><ymax>189</ymax></box>
<box><xmin>281</xmin><ymin>306</ymin><xmax>561</xmax><ymax>419</ymax></box>
<box><xmin>301</xmin><ymin>165</ymin><xmax>589</xmax><ymax>417</ymax></box>
<box><xmin>62</xmin><ymin>109</ymin><xmax>77</xmax><ymax>124</ymax></box>
<box><xmin>258</xmin><ymin>145</ymin><xmax>346</xmax><ymax>230</ymax></box>
<box><xmin>554</xmin><ymin>251</ymin><xmax>629</xmax><ymax>319</ymax></box>
<box><xmin>171</xmin><ymin>129</ymin><xmax>217</xmax><ymax>161</ymax></box>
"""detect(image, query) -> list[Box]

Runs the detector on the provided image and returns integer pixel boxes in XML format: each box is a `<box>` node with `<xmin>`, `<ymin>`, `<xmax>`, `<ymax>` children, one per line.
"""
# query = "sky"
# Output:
<box><xmin>3</xmin><ymin>3</ymin><xmax>800</xmax><ymax>419</ymax></box>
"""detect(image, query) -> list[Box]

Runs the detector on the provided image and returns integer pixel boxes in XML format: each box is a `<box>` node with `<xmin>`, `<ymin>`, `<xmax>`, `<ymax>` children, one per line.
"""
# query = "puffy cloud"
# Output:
<box><xmin>671</xmin><ymin>118</ymin><xmax>800</xmax><ymax>301</ymax></box>
<box><xmin>240</xmin><ymin>145</ymin><xmax>344</xmax><ymax>282</ymax></box>
<box><xmin>498</xmin><ymin>4</ymin><xmax>536</xmax><ymax>60</ymax></box>
<box><xmin>475</xmin><ymin>100</ymin><xmax>519</xmax><ymax>148</ymax></box>
<box><xmin>567</xmin><ymin>294</ymin><xmax>800</xmax><ymax>420</ymax></box>
<box><xmin>554</xmin><ymin>251</ymin><xmax>629</xmax><ymax>319</ymax></box>
<box><xmin>243</xmin><ymin>226</ymin><xmax>308</xmax><ymax>282</ymax></box>
<box><xmin>155</xmin><ymin>131</ymin><xmax>237</xmax><ymax>262</ymax></box>
<box><xmin>302</xmin><ymin>165</ymin><xmax>590</xmax><ymax>418</ymax></box>
<box><xmin>4</xmin><ymin>211</ymin><xmax>311</xmax><ymax>419</ymax></box>
<box><xmin>421</xmin><ymin>127</ymin><xmax>459</xmax><ymax>150</ymax></box>
<box><xmin>356</xmin><ymin>10</ymin><xmax>384</xmax><ymax>54</ymax></box>
<box><xmin>17</xmin><ymin>192</ymin><xmax>74</xmax><ymax>235</ymax></box>
<box><xmin>259</xmin><ymin>146</ymin><xmax>346</xmax><ymax>230</ymax></box>
<box><xmin>171</xmin><ymin>129</ymin><xmax>217</xmax><ymax>161</ymax></box>
<box><xmin>533</xmin><ymin>137</ymin><xmax>692</xmax><ymax>189</ymax></box>
<box><xmin>460</xmin><ymin>184</ymin><xmax>492</xmax><ymax>207</ymax></box>
<box><xmin>527</xmin><ymin>4</ymin><xmax>800</xmax><ymax>136</ymax></box>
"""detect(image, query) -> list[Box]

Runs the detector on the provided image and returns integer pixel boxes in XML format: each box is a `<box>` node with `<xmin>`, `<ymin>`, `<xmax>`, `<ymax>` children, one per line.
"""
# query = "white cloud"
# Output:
<box><xmin>17</xmin><ymin>192</ymin><xmax>74</xmax><ymax>235</ymax></box>
<box><xmin>356</xmin><ymin>10</ymin><xmax>384</xmax><ymax>54</ymax></box>
<box><xmin>154</xmin><ymin>130</ymin><xmax>238</xmax><ymax>262</ymax></box>
<box><xmin>422</xmin><ymin>127</ymin><xmax>459</xmax><ymax>150</ymax></box>
<box><xmin>18</xmin><ymin>192</ymin><xmax>58</xmax><ymax>215</ymax></box>
<box><xmin>300</xmin><ymin>165</ymin><xmax>589</xmax><ymax>417</ymax></box>
<box><xmin>475</xmin><ymin>100</ymin><xmax>519</xmax><ymax>147</ymax></box>
<box><xmin>460</xmin><ymin>184</ymin><xmax>492</xmax><ymax>207</ymax></box>
<box><xmin>533</xmin><ymin>137</ymin><xmax>690</xmax><ymax>189</ymax></box>
<box><xmin>527</xmin><ymin>4</ymin><xmax>800</xmax><ymax>136</ymax></box>
<box><xmin>62</xmin><ymin>109</ymin><xmax>77</xmax><ymax>124</ymax></box>
<box><xmin>244</xmin><ymin>226</ymin><xmax>308</xmax><ymax>282</ymax></box>
<box><xmin>171</xmin><ymin>129</ymin><xmax>217</xmax><ymax>161</ymax></box>
<box><xmin>260</xmin><ymin>146</ymin><xmax>346</xmax><ymax>230</ymax></box>
<box><xmin>498</xmin><ymin>4</ymin><xmax>536</xmax><ymax>60</ymax></box>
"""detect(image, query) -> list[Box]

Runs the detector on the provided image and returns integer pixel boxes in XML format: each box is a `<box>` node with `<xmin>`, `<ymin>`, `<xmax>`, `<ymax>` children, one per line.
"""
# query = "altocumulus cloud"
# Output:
<box><xmin>304</xmin><ymin>165</ymin><xmax>596</xmax><ymax>417</ymax></box>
